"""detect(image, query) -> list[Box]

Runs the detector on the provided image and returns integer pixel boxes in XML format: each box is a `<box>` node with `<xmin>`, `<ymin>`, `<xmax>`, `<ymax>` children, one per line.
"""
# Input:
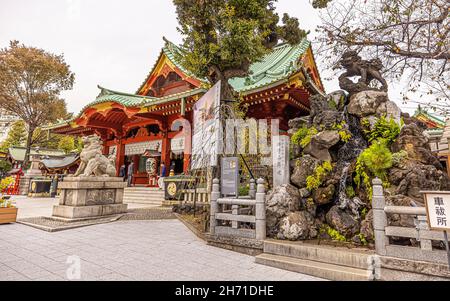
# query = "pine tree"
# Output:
<box><xmin>0</xmin><ymin>120</ymin><xmax>27</xmax><ymax>152</ymax></box>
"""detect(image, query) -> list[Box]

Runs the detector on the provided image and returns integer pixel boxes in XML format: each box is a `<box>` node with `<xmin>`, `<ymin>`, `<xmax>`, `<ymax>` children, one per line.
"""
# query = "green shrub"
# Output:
<box><xmin>354</xmin><ymin>140</ymin><xmax>393</xmax><ymax>199</ymax></box>
<box><xmin>291</xmin><ymin>125</ymin><xmax>318</xmax><ymax>148</ymax></box>
<box><xmin>361</xmin><ymin>207</ymin><xmax>368</xmax><ymax>220</ymax></box>
<box><xmin>320</xmin><ymin>225</ymin><xmax>347</xmax><ymax>242</ymax></box>
<box><xmin>332</xmin><ymin>121</ymin><xmax>352</xmax><ymax>143</ymax></box>
<box><xmin>360</xmin><ymin>140</ymin><xmax>393</xmax><ymax>179</ymax></box>
<box><xmin>306</xmin><ymin>161</ymin><xmax>333</xmax><ymax>191</ymax></box>
<box><xmin>392</xmin><ymin>150</ymin><xmax>408</xmax><ymax>166</ymax></box>
<box><xmin>0</xmin><ymin>177</ymin><xmax>14</xmax><ymax>192</ymax></box>
<box><xmin>358</xmin><ymin>233</ymin><xmax>368</xmax><ymax>246</ymax></box>
<box><xmin>338</xmin><ymin>130</ymin><xmax>352</xmax><ymax>143</ymax></box>
<box><xmin>346</xmin><ymin>185</ymin><xmax>356</xmax><ymax>198</ymax></box>
<box><xmin>364</xmin><ymin>115</ymin><xmax>402</xmax><ymax>145</ymax></box>
<box><xmin>354</xmin><ymin>157</ymin><xmax>373</xmax><ymax>199</ymax></box>
<box><xmin>239</xmin><ymin>185</ymin><xmax>250</xmax><ymax>196</ymax></box>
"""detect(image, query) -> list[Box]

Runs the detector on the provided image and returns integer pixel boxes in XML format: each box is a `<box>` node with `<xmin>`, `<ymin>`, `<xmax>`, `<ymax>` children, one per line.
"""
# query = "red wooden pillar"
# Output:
<box><xmin>115</xmin><ymin>139</ymin><xmax>125</xmax><ymax>177</ymax></box>
<box><xmin>102</xmin><ymin>141</ymin><xmax>109</xmax><ymax>155</ymax></box>
<box><xmin>161</xmin><ymin>133</ymin><xmax>171</xmax><ymax>177</ymax></box>
<box><xmin>159</xmin><ymin>117</ymin><xmax>171</xmax><ymax>177</ymax></box>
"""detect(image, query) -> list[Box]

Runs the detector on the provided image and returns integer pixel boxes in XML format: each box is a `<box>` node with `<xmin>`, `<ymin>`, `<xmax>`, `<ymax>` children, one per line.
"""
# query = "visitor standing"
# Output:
<box><xmin>160</xmin><ymin>162</ymin><xmax>166</xmax><ymax>177</ymax></box>
<box><xmin>127</xmin><ymin>161</ymin><xmax>134</xmax><ymax>187</ymax></box>
<box><xmin>119</xmin><ymin>164</ymin><xmax>126</xmax><ymax>181</ymax></box>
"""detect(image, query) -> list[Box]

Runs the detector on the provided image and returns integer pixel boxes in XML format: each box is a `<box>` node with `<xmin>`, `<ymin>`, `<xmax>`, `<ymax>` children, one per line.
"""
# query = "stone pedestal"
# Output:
<box><xmin>52</xmin><ymin>177</ymin><xmax>128</xmax><ymax>219</ymax></box>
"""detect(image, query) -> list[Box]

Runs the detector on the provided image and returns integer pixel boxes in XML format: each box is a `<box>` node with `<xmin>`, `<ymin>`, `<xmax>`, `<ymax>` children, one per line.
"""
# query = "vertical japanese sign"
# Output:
<box><xmin>221</xmin><ymin>157</ymin><xmax>239</xmax><ymax>197</ymax></box>
<box><xmin>191</xmin><ymin>81</ymin><xmax>221</xmax><ymax>169</ymax></box>
<box><xmin>424</xmin><ymin>192</ymin><xmax>450</xmax><ymax>230</ymax></box>
<box><xmin>272</xmin><ymin>134</ymin><xmax>290</xmax><ymax>187</ymax></box>
<box><xmin>423</xmin><ymin>191</ymin><xmax>450</xmax><ymax>267</ymax></box>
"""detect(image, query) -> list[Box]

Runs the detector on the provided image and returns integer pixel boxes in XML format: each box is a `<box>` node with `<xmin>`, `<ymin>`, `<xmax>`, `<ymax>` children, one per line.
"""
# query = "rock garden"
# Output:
<box><xmin>266</xmin><ymin>51</ymin><xmax>450</xmax><ymax>246</ymax></box>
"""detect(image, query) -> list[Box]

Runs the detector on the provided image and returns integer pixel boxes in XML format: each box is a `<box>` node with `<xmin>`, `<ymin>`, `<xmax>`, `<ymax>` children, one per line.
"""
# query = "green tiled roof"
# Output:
<box><xmin>46</xmin><ymin>38</ymin><xmax>313</xmax><ymax>131</ymax></box>
<box><xmin>8</xmin><ymin>147</ymin><xmax>65</xmax><ymax>162</ymax></box>
<box><xmin>43</xmin><ymin>86</ymin><xmax>207</xmax><ymax>130</ymax></box>
<box><xmin>229</xmin><ymin>39</ymin><xmax>311</xmax><ymax>93</ymax></box>
<box><xmin>414</xmin><ymin>108</ymin><xmax>446</xmax><ymax>127</ymax></box>
<box><xmin>138</xmin><ymin>37</ymin><xmax>311</xmax><ymax>95</ymax></box>
<box><xmin>136</xmin><ymin>37</ymin><xmax>206</xmax><ymax>94</ymax></box>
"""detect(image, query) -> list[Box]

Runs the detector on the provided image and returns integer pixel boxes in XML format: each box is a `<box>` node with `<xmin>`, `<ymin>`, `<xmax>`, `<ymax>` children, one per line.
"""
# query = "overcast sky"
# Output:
<box><xmin>0</xmin><ymin>0</ymin><xmax>414</xmax><ymax>115</ymax></box>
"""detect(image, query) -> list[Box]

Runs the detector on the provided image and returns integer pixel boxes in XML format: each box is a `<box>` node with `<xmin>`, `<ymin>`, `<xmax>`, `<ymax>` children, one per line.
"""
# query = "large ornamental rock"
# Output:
<box><xmin>326</xmin><ymin>205</ymin><xmax>360</xmax><ymax>238</ymax></box>
<box><xmin>394</xmin><ymin>164</ymin><xmax>448</xmax><ymax>202</ymax></box>
<box><xmin>277</xmin><ymin>211</ymin><xmax>314</xmax><ymax>240</ymax></box>
<box><xmin>348</xmin><ymin>91</ymin><xmax>401</xmax><ymax>124</ymax></box>
<box><xmin>386</xmin><ymin>195</ymin><xmax>418</xmax><ymax>227</ymax></box>
<box><xmin>392</xmin><ymin>123</ymin><xmax>442</xmax><ymax>168</ymax></box>
<box><xmin>313</xmin><ymin>184</ymin><xmax>336</xmax><ymax>205</ymax></box>
<box><xmin>266</xmin><ymin>184</ymin><xmax>301</xmax><ymax>236</ymax></box>
<box><xmin>291</xmin><ymin>155</ymin><xmax>319</xmax><ymax>188</ymax></box>
<box><xmin>312</xmin><ymin>110</ymin><xmax>343</xmax><ymax>130</ymax></box>
<box><xmin>359</xmin><ymin>210</ymin><xmax>374</xmax><ymax>243</ymax></box>
<box><xmin>304</xmin><ymin>130</ymin><xmax>340</xmax><ymax>161</ymax></box>
<box><xmin>288</xmin><ymin>117</ymin><xmax>307</xmax><ymax>134</ymax></box>
<box><xmin>348</xmin><ymin>91</ymin><xmax>388</xmax><ymax>117</ymax></box>
<box><xmin>376</xmin><ymin>101</ymin><xmax>402</xmax><ymax>124</ymax></box>
<box><xmin>327</xmin><ymin>90</ymin><xmax>347</xmax><ymax>111</ymax></box>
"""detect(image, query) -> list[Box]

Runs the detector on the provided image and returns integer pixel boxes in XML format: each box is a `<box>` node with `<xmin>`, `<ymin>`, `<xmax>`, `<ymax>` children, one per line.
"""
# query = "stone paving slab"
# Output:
<box><xmin>10</xmin><ymin>196</ymin><xmax>154</xmax><ymax>219</ymax></box>
<box><xmin>17</xmin><ymin>208</ymin><xmax>175</xmax><ymax>232</ymax></box>
<box><xmin>0</xmin><ymin>219</ymin><xmax>324</xmax><ymax>281</ymax></box>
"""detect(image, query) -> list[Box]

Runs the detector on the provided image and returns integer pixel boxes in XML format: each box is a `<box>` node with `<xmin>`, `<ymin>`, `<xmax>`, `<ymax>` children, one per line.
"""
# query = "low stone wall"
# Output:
<box><xmin>380</xmin><ymin>256</ymin><xmax>450</xmax><ymax>281</ymax></box>
<box><xmin>206</xmin><ymin>234</ymin><xmax>264</xmax><ymax>256</ymax></box>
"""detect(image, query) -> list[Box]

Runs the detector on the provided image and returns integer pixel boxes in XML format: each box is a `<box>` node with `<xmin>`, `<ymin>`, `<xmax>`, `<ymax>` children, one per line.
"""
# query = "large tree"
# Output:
<box><xmin>173</xmin><ymin>0</ymin><xmax>307</xmax><ymax>99</ymax></box>
<box><xmin>314</xmin><ymin>0</ymin><xmax>449</xmax><ymax>113</ymax></box>
<box><xmin>0</xmin><ymin>41</ymin><xmax>75</xmax><ymax>168</ymax></box>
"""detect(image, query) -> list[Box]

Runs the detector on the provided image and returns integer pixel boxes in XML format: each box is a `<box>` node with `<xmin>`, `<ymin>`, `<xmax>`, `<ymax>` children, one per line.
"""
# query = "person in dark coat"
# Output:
<box><xmin>127</xmin><ymin>161</ymin><xmax>134</xmax><ymax>187</ymax></box>
<box><xmin>119</xmin><ymin>164</ymin><xmax>126</xmax><ymax>181</ymax></box>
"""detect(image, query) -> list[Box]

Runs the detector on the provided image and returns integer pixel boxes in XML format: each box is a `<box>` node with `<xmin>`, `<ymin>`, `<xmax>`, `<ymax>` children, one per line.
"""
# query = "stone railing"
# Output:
<box><xmin>372</xmin><ymin>178</ymin><xmax>449</xmax><ymax>264</ymax></box>
<box><xmin>210</xmin><ymin>178</ymin><xmax>266</xmax><ymax>240</ymax></box>
<box><xmin>181</xmin><ymin>188</ymin><xmax>210</xmax><ymax>203</ymax></box>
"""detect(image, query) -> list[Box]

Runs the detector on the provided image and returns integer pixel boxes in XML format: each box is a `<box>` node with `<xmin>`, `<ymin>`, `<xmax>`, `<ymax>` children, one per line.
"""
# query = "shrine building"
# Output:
<box><xmin>44</xmin><ymin>38</ymin><xmax>324</xmax><ymax>185</ymax></box>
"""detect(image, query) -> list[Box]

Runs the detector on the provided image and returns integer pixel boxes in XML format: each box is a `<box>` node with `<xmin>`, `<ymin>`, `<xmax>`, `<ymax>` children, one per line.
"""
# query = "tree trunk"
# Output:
<box><xmin>208</xmin><ymin>66</ymin><xmax>237</xmax><ymax>101</ymax></box>
<box><xmin>22</xmin><ymin>127</ymin><xmax>35</xmax><ymax>171</ymax></box>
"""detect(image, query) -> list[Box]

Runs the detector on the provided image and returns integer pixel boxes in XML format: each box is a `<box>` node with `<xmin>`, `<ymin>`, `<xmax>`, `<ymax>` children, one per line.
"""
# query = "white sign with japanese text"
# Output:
<box><xmin>424</xmin><ymin>192</ymin><xmax>450</xmax><ymax>230</ymax></box>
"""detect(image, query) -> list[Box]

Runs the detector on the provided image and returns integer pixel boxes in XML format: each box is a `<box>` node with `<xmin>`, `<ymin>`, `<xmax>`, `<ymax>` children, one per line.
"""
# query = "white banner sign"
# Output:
<box><xmin>191</xmin><ymin>81</ymin><xmax>221</xmax><ymax>169</ymax></box>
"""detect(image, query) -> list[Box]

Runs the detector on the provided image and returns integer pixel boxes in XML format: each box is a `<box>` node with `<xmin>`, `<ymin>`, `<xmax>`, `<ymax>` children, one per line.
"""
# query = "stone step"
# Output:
<box><xmin>124</xmin><ymin>189</ymin><xmax>165</xmax><ymax>193</ymax></box>
<box><xmin>123</xmin><ymin>194</ymin><xmax>164</xmax><ymax>199</ymax></box>
<box><xmin>123</xmin><ymin>192</ymin><xmax>164</xmax><ymax>197</ymax></box>
<box><xmin>124</xmin><ymin>188</ymin><xmax>163</xmax><ymax>192</ymax></box>
<box><xmin>124</xmin><ymin>199</ymin><xmax>162</xmax><ymax>205</ymax></box>
<box><xmin>263</xmin><ymin>240</ymin><xmax>373</xmax><ymax>269</ymax></box>
<box><xmin>255</xmin><ymin>253</ymin><xmax>370</xmax><ymax>281</ymax></box>
<box><xmin>123</xmin><ymin>198</ymin><xmax>164</xmax><ymax>203</ymax></box>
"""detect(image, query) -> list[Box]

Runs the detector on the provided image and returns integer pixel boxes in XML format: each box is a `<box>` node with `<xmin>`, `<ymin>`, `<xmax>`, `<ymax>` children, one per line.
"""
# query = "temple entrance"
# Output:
<box><xmin>170</xmin><ymin>153</ymin><xmax>184</xmax><ymax>175</ymax></box>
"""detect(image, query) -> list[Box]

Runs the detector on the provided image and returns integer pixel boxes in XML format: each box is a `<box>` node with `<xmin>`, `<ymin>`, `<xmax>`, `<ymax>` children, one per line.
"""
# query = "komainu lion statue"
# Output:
<box><xmin>338</xmin><ymin>50</ymin><xmax>388</xmax><ymax>94</ymax></box>
<box><xmin>73</xmin><ymin>135</ymin><xmax>116</xmax><ymax>177</ymax></box>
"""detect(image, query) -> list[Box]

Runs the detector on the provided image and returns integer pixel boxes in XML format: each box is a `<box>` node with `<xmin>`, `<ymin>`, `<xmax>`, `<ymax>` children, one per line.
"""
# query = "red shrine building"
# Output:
<box><xmin>45</xmin><ymin>38</ymin><xmax>324</xmax><ymax>185</ymax></box>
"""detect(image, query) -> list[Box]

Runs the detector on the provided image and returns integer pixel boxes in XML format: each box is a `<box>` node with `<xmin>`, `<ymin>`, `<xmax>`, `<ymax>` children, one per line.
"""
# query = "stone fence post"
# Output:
<box><xmin>417</xmin><ymin>215</ymin><xmax>432</xmax><ymax>251</ymax></box>
<box><xmin>372</xmin><ymin>178</ymin><xmax>387</xmax><ymax>256</ymax></box>
<box><xmin>255</xmin><ymin>178</ymin><xmax>266</xmax><ymax>240</ymax></box>
<box><xmin>249</xmin><ymin>178</ymin><xmax>256</xmax><ymax>199</ymax></box>
<box><xmin>210</xmin><ymin>178</ymin><xmax>220</xmax><ymax>235</ymax></box>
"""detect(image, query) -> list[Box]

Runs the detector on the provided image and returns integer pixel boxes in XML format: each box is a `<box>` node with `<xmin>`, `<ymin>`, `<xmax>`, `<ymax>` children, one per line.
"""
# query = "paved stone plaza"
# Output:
<box><xmin>0</xmin><ymin>219</ymin><xmax>323</xmax><ymax>281</ymax></box>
